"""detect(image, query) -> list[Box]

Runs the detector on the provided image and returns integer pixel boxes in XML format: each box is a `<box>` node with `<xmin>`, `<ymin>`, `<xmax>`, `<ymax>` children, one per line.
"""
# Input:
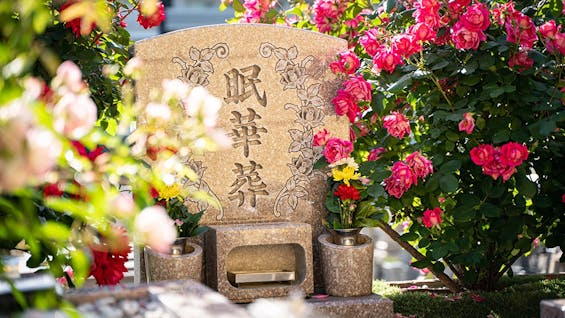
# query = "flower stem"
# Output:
<box><xmin>377</xmin><ymin>221</ymin><xmax>461</xmax><ymax>292</ymax></box>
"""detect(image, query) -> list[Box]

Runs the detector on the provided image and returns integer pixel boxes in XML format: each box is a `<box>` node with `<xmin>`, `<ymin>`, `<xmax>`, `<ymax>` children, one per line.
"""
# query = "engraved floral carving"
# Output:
<box><xmin>260</xmin><ymin>42</ymin><xmax>329</xmax><ymax>217</ymax></box>
<box><xmin>172</xmin><ymin>43</ymin><xmax>229</xmax><ymax>87</ymax></box>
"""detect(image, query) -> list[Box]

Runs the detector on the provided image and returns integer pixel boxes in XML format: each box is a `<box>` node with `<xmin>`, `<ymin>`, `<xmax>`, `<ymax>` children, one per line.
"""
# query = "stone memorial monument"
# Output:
<box><xmin>134</xmin><ymin>24</ymin><xmax>393</xmax><ymax>317</ymax></box>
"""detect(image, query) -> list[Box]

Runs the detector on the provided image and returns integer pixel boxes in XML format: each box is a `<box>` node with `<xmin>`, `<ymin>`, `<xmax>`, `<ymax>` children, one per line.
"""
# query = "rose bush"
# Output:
<box><xmin>225</xmin><ymin>0</ymin><xmax>565</xmax><ymax>291</ymax></box>
<box><xmin>1</xmin><ymin>0</ymin><xmax>226</xmax><ymax>296</ymax></box>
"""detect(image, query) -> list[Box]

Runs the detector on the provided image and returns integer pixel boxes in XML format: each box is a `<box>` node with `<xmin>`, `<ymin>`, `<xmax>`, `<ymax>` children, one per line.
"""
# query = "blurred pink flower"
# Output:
<box><xmin>134</xmin><ymin>206</ymin><xmax>177</xmax><ymax>254</ymax></box>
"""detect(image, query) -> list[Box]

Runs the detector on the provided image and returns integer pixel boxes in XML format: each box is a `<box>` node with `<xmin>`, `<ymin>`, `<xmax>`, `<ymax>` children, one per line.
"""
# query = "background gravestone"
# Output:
<box><xmin>135</xmin><ymin>24</ymin><xmax>349</xmax><ymax>292</ymax></box>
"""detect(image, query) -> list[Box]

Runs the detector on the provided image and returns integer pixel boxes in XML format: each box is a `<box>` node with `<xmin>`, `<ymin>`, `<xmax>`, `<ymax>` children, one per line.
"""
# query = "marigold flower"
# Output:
<box><xmin>332</xmin><ymin>165</ymin><xmax>361</xmax><ymax>186</ymax></box>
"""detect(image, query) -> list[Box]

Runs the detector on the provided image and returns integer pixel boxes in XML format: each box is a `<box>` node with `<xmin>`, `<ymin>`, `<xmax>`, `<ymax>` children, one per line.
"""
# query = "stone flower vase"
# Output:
<box><xmin>144</xmin><ymin>237</ymin><xmax>203</xmax><ymax>282</ymax></box>
<box><xmin>318</xmin><ymin>232</ymin><xmax>374</xmax><ymax>297</ymax></box>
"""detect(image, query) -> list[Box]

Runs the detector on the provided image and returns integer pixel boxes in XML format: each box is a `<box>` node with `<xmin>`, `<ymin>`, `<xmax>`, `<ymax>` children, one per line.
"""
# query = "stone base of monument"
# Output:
<box><xmin>65</xmin><ymin>280</ymin><xmax>252</xmax><ymax>318</ymax></box>
<box><xmin>205</xmin><ymin>222</ymin><xmax>314</xmax><ymax>303</ymax></box>
<box><xmin>308</xmin><ymin>294</ymin><xmax>394</xmax><ymax>318</ymax></box>
<box><xmin>540</xmin><ymin>299</ymin><xmax>565</xmax><ymax>318</ymax></box>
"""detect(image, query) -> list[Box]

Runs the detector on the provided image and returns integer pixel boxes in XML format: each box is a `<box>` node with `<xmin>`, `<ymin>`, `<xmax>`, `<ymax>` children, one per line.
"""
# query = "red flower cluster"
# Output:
<box><xmin>59</xmin><ymin>1</ymin><xmax>97</xmax><ymax>37</ymax></box>
<box><xmin>334</xmin><ymin>184</ymin><xmax>360</xmax><ymax>201</ymax></box>
<box><xmin>88</xmin><ymin>227</ymin><xmax>131</xmax><ymax>286</ymax></box>
<box><xmin>137</xmin><ymin>1</ymin><xmax>166</xmax><ymax>29</ymax></box>
<box><xmin>385</xmin><ymin>152</ymin><xmax>433</xmax><ymax>198</ymax></box>
<box><xmin>470</xmin><ymin>142</ymin><xmax>528</xmax><ymax>181</ymax></box>
<box><xmin>312</xmin><ymin>0</ymin><xmax>348</xmax><ymax>33</ymax></box>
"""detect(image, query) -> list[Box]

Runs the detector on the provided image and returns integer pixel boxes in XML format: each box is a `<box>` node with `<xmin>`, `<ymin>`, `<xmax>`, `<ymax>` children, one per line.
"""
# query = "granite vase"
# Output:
<box><xmin>144</xmin><ymin>237</ymin><xmax>203</xmax><ymax>282</ymax></box>
<box><xmin>318</xmin><ymin>233</ymin><xmax>374</xmax><ymax>297</ymax></box>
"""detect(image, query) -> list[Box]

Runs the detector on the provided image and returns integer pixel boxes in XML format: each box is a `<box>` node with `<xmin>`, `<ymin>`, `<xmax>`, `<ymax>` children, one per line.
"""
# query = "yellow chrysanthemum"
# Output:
<box><xmin>157</xmin><ymin>183</ymin><xmax>183</xmax><ymax>201</ymax></box>
<box><xmin>332</xmin><ymin>166</ymin><xmax>360</xmax><ymax>186</ymax></box>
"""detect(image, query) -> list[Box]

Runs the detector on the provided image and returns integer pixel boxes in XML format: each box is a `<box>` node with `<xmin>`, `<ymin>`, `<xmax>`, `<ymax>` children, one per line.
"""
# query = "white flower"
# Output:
<box><xmin>52</xmin><ymin>61</ymin><xmax>85</xmax><ymax>94</ymax></box>
<box><xmin>144</xmin><ymin>102</ymin><xmax>171</xmax><ymax>121</ymax></box>
<box><xmin>247</xmin><ymin>290</ymin><xmax>312</xmax><ymax>318</ymax></box>
<box><xmin>26</xmin><ymin>128</ymin><xmax>62</xmax><ymax>175</ymax></box>
<box><xmin>183</xmin><ymin>86</ymin><xmax>221</xmax><ymax>128</ymax></box>
<box><xmin>53</xmin><ymin>93</ymin><xmax>97</xmax><ymax>139</ymax></box>
<box><xmin>124</xmin><ymin>57</ymin><xmax>143</xmax><ymax>78</ymax></box>
<box><xmin>134</xmin><ymin>205</ymin><xmax>177</xmax><ymax>254</ymax></box>
<box><xmin>162</xmin><ymin>79</ymin><xmax>190</xmax><ymax>101</ymax></box>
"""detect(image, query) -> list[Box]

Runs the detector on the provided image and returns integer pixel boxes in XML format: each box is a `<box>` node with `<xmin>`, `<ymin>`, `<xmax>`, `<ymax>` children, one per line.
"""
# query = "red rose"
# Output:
<box><xmin>460</xmin><ymin>3</ymin><xmax>490</xmax><ymax>32</ymax></box>
<box><xmin>470</xmin><ymin>144</ymin><xmax>495</xmax><ymax>166</ymax></box>
<box><xmin>451</xmin><ymin>22</ymin><xmax>486</xmax><ymax>50</ymax></box>
<box><xmin>406</xmin><ymin>151</ymin><xmax>433</xmax><ymax>179</ymax></box>
<box><xmin>59</xmin><ymin>1</ymin><xmax>97</xmax><ymax>37</ymax></box>
<box><xmin>458</xmin><ymin>112</ymin><xmax>475</xmax><ymax>134</ymax></box>
<box><xmin>385</xmin><ymin>161</ymin><xmax>417</xmax><ymax>198</ymax></box>
<box><xmin>499</xmin><ymin>142</ymin><xmax>528</xmax><ymax>167</ymax></box>
<box><xmin>332</xmin><ymin>90</ymin><xmax>360</xmax><ymax>123</ymax></box>
<box><xmin>367</xmin><ymin>147</ymin><xmax>386</xmax><ymax>161</ymax></box>
<box><xmin>323</xmin><ymin>137</ymin><xmax>353</xmax><ymax>164</ymax></box>
<box><xmin>382</xmin><ymin>111</ymin><xmax>411</xmax><ymax>139</ymax></box>
<box><xmin>330</xmin><ymin>50</ymin><xmax>360</xmax><ymax>75</ymax></box>
<box><xmin>313</xmin><ymin>128</ymin><xmax>330</xmax><ymax>147</ymax></box>
<box><xmin>137</xmin><ymin>1</ymin><xmax>166</xmax><ymax>29</ymax></box>
<box><xmin>342</xmin><ymin>75</ymin><xmax>372</xmax><ymax>102</ymax></box>
<box><xmin>422</xmin><ymin>207</ymin><xmax>442</xmax><ymax>228</ymax></box>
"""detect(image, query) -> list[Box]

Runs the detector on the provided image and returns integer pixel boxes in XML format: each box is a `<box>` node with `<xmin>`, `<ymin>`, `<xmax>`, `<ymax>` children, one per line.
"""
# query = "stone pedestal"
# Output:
<box><xmin>144</xmin><ymin>238</ymin><xmax>203</xmax><ymax>283</ymax></box>
<box><xmin>205</xmin><ymin>222</ymin><xmax>313</xmax><ymax>302</ymax></box>
<box><xmin>309</xmin><ymin>294</ymin><xmax>394</xmax><ymax>318</ymax></box>
<box><xmin>541</xmin><ymin>299</ymin><xmax>565</xmax><ymax>318</ymax></box>
<box><xmin>318</xmin><ymin>233</ymin><xmax>374</xmax><ymax>297</ymax></box>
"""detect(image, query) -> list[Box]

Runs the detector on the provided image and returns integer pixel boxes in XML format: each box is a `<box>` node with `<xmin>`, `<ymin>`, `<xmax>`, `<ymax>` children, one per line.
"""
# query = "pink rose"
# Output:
<box><xmin>499</xmin><ymin>142</ymin><xmax>528</xmax><ymax>167</ymax></box>
<box><xmin>383</xmin><ymin>111</ymin><xmax>411</xmax><ymax>139</ymax></box>
<box><xmin>111</xmin><ymin>193</ymin><xmax>136</xmax><ymax>218</ymax></box>
<box><xmin>323</xmin><ymin>137</ymin><xmax>354</xmax><ymax>164</ymax></box>
<box><xmin>342</xmin><ymin>75</ymin><xmax>372</xmax><ymax>102</ymax></box>
<box><xmin>470</xmin><ymin>144</ymin><xmax>495</xmax><ymax>166</ymax></box>
<box><xmin>451</xmin><ymin>22</ymin><xmax>486</xmax><ymax>50</ymax></box>
<box><xmin>409</xmin><ymin>22</ymin><xmax>436</xmax><ymax>42</ymax></box>
<box><xmin>458</xmin><ymin>112</ymin><xmax>475</xmax><ymax>134</ymax></box>
<box><xmin>422</xmin><ymin>207</ymin><xmax>442</xmax><ymax>228</ymax></box>
<box><xmin>313</xmin><ymin>128</ymin><xmax>330</xmax><ymax>147</ymax></box>
<box><xmin>505</xmin><ymin>12</ymin><xmax>537</xmax><ymax>49</ymax></box>
<box><xmin>413</xmin><ymin>7</ymin><xmax>441</xmax><ymax>29</ymax></box>
<box><xmin>406</xmin><ymin>151</ymin><xmax>433</xmax><ymax>179</ymax></box>
<box><xmin>367</xmin><ymin>147</ymin><xmax>386</xmax><ymax>161</ymax></box>
<box><xmin>330</xmin><ymin>50</ymin><xmax>360</xmax><ymax>75</ymax></box>
<box><xmin>372</xmin><ymin>47</ymin><xmax>403</xmax><ymax>74</ymax></box>
<box><xmin>53</xmin><ymin>93</ymin><xmax>97</xmax><ymax>139</ymax></box>
<box><xmin>385</xmin><ymin>161</ymin><xmax>417</xmax><ymax>198</ymax></box>
<box><xmin>359</xmin><ymin>28</ymin><xmax>382</xmax><ymax>56</ymax></box>
<box><xmin>332</xmin><ymin>90</ymin><xmax>360</xmax><ymax>123</ymax></box>
<box><xmin>553</xmin><ymin>33</ymin><xmax>565</xmax><ymax>55</ymax></box>
<box><xmin>460</xmin><ymin>3</ymin><xmax>490</xmax><ymax>32</ymax></box>
<box><xmin>482</xmin><ymin>157</ymin><xmax>515</xmax><ymax>181</ymax></box>
<box><xmin>53</xmin><ymin>61</ymin><xmax>85</xmax><ymax>94</ymax></box>
<box><xmin>391</xmin><ymin>33</ymin><xmax>422</xmax><ymax>58</ymax></box>
<box><xmin>134</xmin><ymin>206</ymin><xmax>177</xmax><ymax>254</ymax></box>
<box><xmin>539</xmin><ymin>20</ymin><xmax>558</xmax><ymax>40</ymax></box>
<box><xmin>447</xmin><ymin>0</ymin><xmax>471</xmax><ymax>17</ymax></box>
<box><xmin>508</xmin><ymin>49</ymin><xmax>534</xmax><ymax>71</ymax></box>
<box><xmin>26</xmin><ymin>128</ymin><xmax>62</xmax><ymax>176</ymax></box>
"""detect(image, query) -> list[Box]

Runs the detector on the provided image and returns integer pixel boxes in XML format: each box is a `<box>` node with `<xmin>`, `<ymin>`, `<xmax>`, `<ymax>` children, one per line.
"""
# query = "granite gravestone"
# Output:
<box><xmin>135</xmin><ymin>24</ymin><xmax>349</xmax><ymax>301</ymax></box>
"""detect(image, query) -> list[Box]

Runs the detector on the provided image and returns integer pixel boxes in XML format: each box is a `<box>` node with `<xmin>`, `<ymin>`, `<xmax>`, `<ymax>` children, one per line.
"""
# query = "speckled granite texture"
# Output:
<box><xmin>318</xmin><ymin>234</ymin><xmax>374</xmax><ymax>297</ymax></box>
<box><xmin>205</xmin><ymin>222</ymin><xmax>313</xmax><ymax>302</ymax></box>
<box><xmin>144</xmin><ymin>240</ymin><xmax>203</xmax><ymax>283</ymax></box>
<box><xmin>309</xmin><ymin>294</ymin><xmax>394</xmax><ymax>318</ymax></box>
<box><xmin>134</xmin><ymin>24</ymin><xmax>349</xmax><ymax>291</ymax></box>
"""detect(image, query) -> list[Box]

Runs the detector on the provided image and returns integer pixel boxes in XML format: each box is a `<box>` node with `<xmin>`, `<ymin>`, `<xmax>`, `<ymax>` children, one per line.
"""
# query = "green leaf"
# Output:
<box><xmin>384</xmin><ymin>0</ymin><xmax>397</xmax><ymax>12</ymax></box>
<box><xmin>387</xmin><ymin>72</ymin><xmax>413</xmax><ymax>92</ymax></box>
<box><xmin>454</xmin><ymin>205</ymin><xmax>476</xmax><ymax>222</ymax></box>
<box><xmin>439</xmin><ymin>160</ymin><xmax>461</xmax><ymax>173</ymax></box>
<box><xmin>516</xmin><ymin>174</ymin><xmax>537</xmax><ymax>198</ymax></box>
<box><xmin>439</xmin><ymin>174</ymin><xmax>459</xmax><ymax>192</ymax></box>
<box><xmin>411</xmin><ymin>259</ymin><xmax>431</xmax><ymax>269</ymax></box>
<box><xmin>430</xmin><ymin>246</ymin><xmax>448</xmax><ymax>260</ymax></box>
<box><xmin>492</xmin><ymin>129</ymin><xmax>510</xmax><ymax>143</ymax></box>
<box><xmin>481</xmin><ymin>203</ymin><xmax>500</xmax><ymax>218</ymax></box>
<box><xmin>367</xmin><ymin>183</ymin><xmax>385</xmax><ymax>198</ymax></box>
<box><xmin>313</xmin><ymin>156</ymin><xmax>327</xmax><ymax>170</ymax></box>
<box><xmin>42</xmin><ymin>222</ymin><xmax>70</xmax><ymax>242</ymax></box>
<box><xmin>432</xmin><ymin>261</ymin><xmax>445</xmax><ymax>273</ymax></box>
<box><xmin>232</xmin><ymin>0</ymin><xmax>245</xmax><ymax>12</ymax></box>
<box><xmin>400</xmin><ymin>232</ymin><xmax>419</xmax><ymax>242</ymax></box>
